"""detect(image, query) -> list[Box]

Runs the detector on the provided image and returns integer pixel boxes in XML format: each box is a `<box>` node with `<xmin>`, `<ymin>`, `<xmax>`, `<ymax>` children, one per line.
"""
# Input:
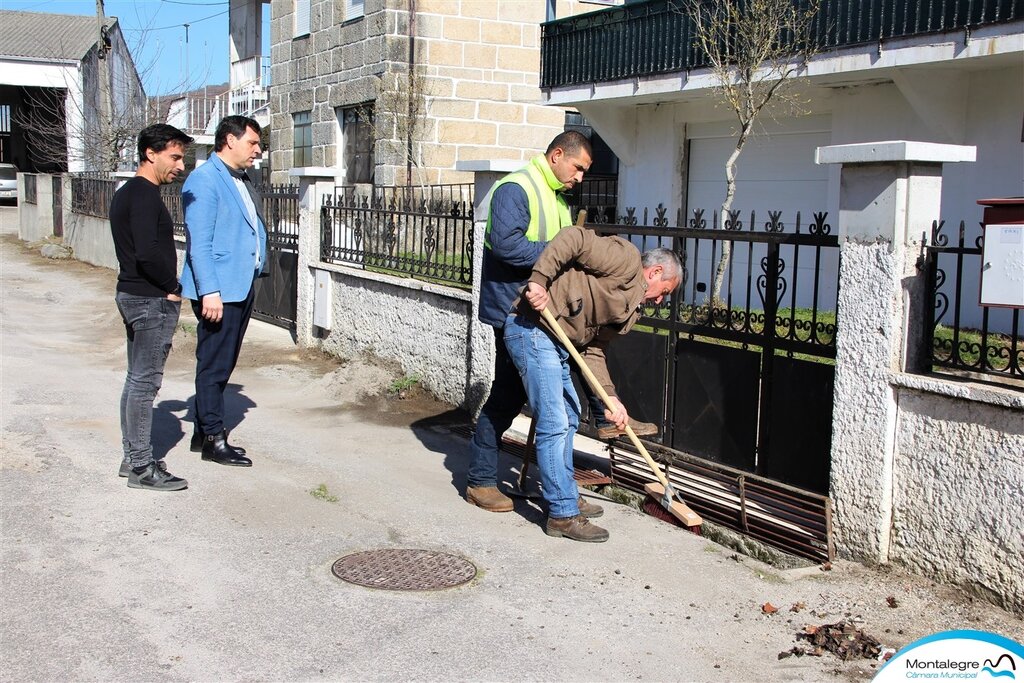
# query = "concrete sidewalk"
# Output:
<box><xmin>1</xmin><ymin>235</ymin><xmax>1021</xmax><ymax>682</ymax></box>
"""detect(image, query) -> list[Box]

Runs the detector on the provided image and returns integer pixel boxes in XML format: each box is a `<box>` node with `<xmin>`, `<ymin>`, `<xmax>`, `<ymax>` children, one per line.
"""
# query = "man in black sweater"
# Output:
<box><xmin>110</xmin><ymin>124</ymin><xmax>194</xmax><ymax>491</ymax></box>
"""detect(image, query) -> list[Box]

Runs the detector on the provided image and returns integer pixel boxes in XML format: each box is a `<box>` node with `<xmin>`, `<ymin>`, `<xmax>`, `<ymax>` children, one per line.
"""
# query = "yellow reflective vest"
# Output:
<box><xmin>485</xmin><ymin>154</ymin><xmax>572</xmax><ymax>248</ymax></box>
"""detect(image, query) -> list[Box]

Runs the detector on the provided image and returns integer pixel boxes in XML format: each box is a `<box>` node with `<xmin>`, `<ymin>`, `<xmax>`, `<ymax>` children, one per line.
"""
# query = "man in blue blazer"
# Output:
<box><xmin>180</xmin><ymin>115</ymin><xmax>267</xmax><ymax>467</ymax></box>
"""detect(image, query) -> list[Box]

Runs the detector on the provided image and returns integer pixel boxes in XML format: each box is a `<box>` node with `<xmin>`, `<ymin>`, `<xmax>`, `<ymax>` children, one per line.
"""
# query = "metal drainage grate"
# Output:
<box><xmin>331</xmin><ymin>549</ymin><xmax>477</xmax><ymax>591</ymax></box>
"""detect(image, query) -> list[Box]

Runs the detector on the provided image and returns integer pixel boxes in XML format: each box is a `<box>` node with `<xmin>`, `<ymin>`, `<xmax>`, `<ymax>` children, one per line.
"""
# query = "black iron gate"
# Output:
<box><xmin>586</xmin><ymin>206</ymin><xmax>840</xmax><ymax>495</ymax></box>
<box><xmin>52</xmin><ymin>176</ymin><xmax>63</xmax><ymax>237</ymax></box>
<box><xmin>253</xmin><ymin>184</ymin><xmax>300</xmax><ymax>329</ymax></box>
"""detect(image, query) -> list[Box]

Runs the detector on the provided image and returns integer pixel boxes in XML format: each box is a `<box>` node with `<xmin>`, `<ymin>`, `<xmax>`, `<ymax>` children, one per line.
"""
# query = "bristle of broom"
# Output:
<box><xmin>643</xmin><ymin>496</ymin><xmax>702</xmax><ymax>535</ymax></box>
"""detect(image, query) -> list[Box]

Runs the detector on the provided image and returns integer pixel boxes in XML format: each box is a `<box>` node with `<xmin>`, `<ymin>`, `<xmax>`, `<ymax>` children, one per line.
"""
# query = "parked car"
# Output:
<box><xmin>0</xmin><ymin>163</ymin><xmax>18</xmax><ymax>205</ymax></box>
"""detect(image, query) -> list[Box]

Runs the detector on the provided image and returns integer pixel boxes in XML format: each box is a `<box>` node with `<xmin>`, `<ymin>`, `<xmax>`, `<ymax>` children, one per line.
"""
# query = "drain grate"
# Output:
<box><xmin>331</xmin><ymin>549</ymin><xmax>477</xmax><ymax>591</ymax></box>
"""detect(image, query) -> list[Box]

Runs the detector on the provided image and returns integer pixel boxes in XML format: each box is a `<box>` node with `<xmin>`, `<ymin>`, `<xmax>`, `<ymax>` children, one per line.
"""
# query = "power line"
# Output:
<box><xmin>122</xmin><ymin>7</ymin><xmax>227</xmax><ymax>31</ymax></box>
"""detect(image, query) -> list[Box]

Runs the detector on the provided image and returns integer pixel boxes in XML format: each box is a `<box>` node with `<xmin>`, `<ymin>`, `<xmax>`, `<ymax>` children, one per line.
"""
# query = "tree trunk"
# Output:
<box><xmin>710</xmin><ymin>128</ymin><xmax>748</xmax><ymax>304</ymax></box>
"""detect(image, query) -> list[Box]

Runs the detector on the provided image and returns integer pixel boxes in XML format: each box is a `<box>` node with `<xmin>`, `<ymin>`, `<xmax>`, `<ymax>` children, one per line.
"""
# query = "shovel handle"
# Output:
<box><xmin>538</xmin><ymin>306</ymin><xmax>672</xmax><ymax>493</ymax></box>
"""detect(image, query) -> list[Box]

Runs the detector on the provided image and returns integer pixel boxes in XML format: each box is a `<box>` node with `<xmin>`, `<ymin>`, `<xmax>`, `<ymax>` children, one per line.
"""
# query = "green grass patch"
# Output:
<box><xmin>388</xmin><ymin>373</ymin><xmax>421</xmax><ymax>394</ymax></box>
<box><xmin>309</xmin><ymin>483</ymin><xmax>339</xmax><ymax>503</ymax></box>
<box><xmin>932</xmin><ymin>325</ymin><xmax>1017</xmax><ymax>371</ymax></box>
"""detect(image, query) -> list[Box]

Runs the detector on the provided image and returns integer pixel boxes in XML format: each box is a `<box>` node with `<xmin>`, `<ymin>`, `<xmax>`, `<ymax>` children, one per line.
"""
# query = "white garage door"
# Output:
<box><xmin>684</xmin><ymin>120</ymin><xmax>836</xmax><ymax>311</ymax></box>
<box><xmin>686</xmin><ymin>125</ymin><xmax>831</xmax><ymax>221</ymax></box>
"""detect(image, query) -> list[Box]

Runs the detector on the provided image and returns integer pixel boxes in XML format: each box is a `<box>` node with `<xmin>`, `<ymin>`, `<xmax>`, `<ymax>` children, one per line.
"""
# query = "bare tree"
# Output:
<box><xmin>15</xmin><ymin>15</ymin><xmax>212</xmax><ymax>173</ymax></box>
<box><xmin>681</xmin><ymin>0</ymin><xmax>822</xmax><ymax>303</ymax></box>
<box><xmin>375</xmin><ymin>63</ymin><xmax>428</xmax><ymax>186</ymax></box>
<box><xmin>15</xmin><ymin>24</ymin><xmax>144</xmax><ymax>173</ymax></box>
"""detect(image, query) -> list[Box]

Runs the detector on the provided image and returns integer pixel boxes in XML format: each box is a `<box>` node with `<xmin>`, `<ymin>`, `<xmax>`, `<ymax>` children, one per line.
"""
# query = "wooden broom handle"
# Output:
<box><xmin>538</xmin><ymin>306</ymin><xmax>672</xmax><ymax>493</ymax></box>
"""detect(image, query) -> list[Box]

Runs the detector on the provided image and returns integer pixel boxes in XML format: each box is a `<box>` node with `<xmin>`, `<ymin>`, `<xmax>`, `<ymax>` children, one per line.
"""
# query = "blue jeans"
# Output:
<box><xmin>466</xmin><ymin>332</ymin><xmax>528</xmax><ymax>488</ymax></box>
<box><xmin>503</xmin><ymin>314</ymin><xmax>581</xmax><ymax>518</ymax></box>
<box><xmin>116</xmin><ymin>293</ymin><xmax>180</xmax><ymax>468</ymax></box>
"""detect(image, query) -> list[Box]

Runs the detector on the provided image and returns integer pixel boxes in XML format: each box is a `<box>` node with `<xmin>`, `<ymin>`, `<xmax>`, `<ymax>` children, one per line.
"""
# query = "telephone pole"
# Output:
<box><xmin>94</xmin><ymin>0</ymin><xmax>113</xmax><ymax>170</ymax></box>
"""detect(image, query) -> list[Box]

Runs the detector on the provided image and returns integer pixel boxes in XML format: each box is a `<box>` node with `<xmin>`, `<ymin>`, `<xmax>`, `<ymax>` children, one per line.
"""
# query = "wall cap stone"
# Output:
<box><xmin>289</xmin><ymin>166</ymin><xmax>339</xmax><ymax>178</ymax></box>
<box><xmin>815</xmin><ymin>141</ymin><xmax>976</xmax><ymax>165</ymax></box>
<box><xmin>455</xmin><ymin>159</ymin><xmax>524</xmax><ymax>173</ymax></box>
<box><xmin>890</xmin><ymin>371</ymin><xmax>1024</xmax><ymax>410</ymax></box>
<box><xmin>314</xmin><ymin>259</ymin><xmax>473</xmax><ymax>303</ymax></box>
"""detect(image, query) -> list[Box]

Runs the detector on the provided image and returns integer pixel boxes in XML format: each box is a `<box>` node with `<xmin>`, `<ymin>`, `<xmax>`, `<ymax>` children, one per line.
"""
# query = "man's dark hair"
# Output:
<box><xmin>214</xmin><ymin>115</ymin><xmax>261</xmax><ymax>152</ymax></box>
<box><xmin>137</xmin><ymin>124</ymin><xmax>194</xmax><ymax>162</ymax></box>
<box><xmin>546</xmin><ymin>130</ymin><xmax>593</xmax><ymax>159</ymax></box>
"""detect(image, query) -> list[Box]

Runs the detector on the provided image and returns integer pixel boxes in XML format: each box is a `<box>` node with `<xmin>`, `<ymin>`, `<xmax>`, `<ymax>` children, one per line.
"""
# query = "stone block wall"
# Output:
<box><xmin>269</xmin><ymin>0</ymin><xmax>573</xmax><ymax>185</ymax></box>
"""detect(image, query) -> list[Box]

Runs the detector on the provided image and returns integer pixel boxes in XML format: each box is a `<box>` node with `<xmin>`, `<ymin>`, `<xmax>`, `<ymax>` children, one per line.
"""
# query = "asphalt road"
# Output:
<box><xmin>1</xmin><ymin>234</ymin><xmax>1021</xmax><ymax>682</ymax></box>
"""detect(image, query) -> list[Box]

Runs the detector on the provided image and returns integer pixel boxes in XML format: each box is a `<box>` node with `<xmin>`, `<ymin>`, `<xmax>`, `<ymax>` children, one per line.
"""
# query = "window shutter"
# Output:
<box><xmin>294</xmin><ymin>0</ymin><xmax>310</xmax><ymax>37</ymax></box>
<box><xmin>346</xmin><ymin>0</ymin><xmax>364</xmax><ymax>21</ymax></box>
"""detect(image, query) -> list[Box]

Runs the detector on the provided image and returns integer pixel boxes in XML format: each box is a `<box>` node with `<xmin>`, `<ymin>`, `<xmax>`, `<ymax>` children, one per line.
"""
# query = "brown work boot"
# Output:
<box><xmin>577</xmin><ymin>496</ymin><xmax>603</xmax><ymax>518</ymax></box>
<box><xmin>465</xmin><ymin>486</ymin><xmax>514</xmax><ymax>512</ymax></box>
<box><xmin>597</xmin><ymin>418</ymin><xmax>658</xmax><ymax>441</ymax></box>
<box><xmin>545</xmin><ymin>514</ymin><xmax>609</xmax><ymax>543</ymax></box>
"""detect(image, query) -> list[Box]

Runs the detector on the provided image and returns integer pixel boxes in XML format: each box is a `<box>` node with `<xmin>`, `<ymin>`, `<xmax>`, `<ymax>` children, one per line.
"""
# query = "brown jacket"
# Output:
<box><xmin>515</xmin><ymin>225</ymin><xmax>648</xmax><ymax>396</ymax></box>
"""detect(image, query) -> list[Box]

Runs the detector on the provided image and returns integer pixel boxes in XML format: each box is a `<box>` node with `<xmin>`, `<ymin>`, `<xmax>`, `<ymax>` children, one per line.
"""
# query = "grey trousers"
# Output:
<box><xmin>116</xmin><ymin>292</ymin><xmax>180</xmax><ymax>468</ymax></box>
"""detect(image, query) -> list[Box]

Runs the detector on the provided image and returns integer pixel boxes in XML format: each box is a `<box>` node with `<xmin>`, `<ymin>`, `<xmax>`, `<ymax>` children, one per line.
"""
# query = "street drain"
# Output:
<box><xmin>331</xmin><ymin>549</ymin><xmax>477</xmax><ymax>591</ymax></box>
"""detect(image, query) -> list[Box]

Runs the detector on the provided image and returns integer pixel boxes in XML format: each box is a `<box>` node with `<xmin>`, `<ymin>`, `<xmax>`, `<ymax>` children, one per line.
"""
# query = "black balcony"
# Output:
<box><xmin>541</xmin><ymin>0</ymin><xmax>1023</xmax><ymax>89</ymax></box>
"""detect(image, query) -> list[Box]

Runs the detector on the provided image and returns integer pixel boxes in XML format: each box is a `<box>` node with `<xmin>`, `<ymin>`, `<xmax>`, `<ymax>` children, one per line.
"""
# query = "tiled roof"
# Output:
<box><xmin>0</xmin><ymin>10</ymin><xmax>115</xmax><ymax>62</ymax></box>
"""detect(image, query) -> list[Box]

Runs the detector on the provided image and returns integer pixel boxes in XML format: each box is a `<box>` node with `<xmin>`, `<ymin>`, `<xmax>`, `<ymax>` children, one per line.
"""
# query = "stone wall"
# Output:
<box><xmin>889</xmin><ymin>378</ymin><xmax>1024</xmax><ymax>613</ymax></box>
<box><xmin>269</xmin><ymin>0</ymin><xmax>569</xmax><ymax>185</ymax></box>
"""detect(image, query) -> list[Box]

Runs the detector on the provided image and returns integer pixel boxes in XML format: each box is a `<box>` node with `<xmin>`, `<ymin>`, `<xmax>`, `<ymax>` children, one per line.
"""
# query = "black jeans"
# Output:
<box><xmin>192</xmin><ymin>288</ymin><xmax>254</xmax><ymax>436</ymax></box>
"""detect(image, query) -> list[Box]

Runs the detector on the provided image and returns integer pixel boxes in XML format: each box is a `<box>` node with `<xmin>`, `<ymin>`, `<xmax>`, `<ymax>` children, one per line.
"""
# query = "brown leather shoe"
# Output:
<box><xmin>597</xmin><ymin>418</ymin><xmax>658</xmax><ymax>440</ymax></box>
<box><xmin>577</xmin><ymin>496</ymin><xmax>603</xmax><ymax>518</ymax></box>
<box><xmin>545</xmin><ymin>514</ymin><xmax>609</xmax><ymax>542</ymax></box>
<box><xmin>466</xmin><ymin>486</ymin><xmax>514</xmax><ymax>512</ymax></box>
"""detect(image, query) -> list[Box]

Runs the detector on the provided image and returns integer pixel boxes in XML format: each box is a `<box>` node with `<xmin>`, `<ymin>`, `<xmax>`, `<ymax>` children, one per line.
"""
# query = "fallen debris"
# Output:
<box><xmin>790</xmin><ymin>601</ymin><xmax>806</xmax><ymax>613</ymax></box>
<box><xmin>794</xmin><ymin>620</ymin><xmax>884</xmax><ymax>661</ymax></box>
<box><xmin>886</xmin><ymin>596</ymin><xmax>898</xmax><ymax>608</ymax></box>
<box><xmin>762</xmin><ymin>602</ymin><xmax>779</xmax><ymax>615</ymax></box>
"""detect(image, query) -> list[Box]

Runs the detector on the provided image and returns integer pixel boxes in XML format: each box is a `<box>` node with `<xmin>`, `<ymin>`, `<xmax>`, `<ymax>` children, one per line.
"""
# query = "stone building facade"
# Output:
<box><xmin>269</xmin><ymin>0</ymin><xmax>596</xmax><ymax>185</ymax></box>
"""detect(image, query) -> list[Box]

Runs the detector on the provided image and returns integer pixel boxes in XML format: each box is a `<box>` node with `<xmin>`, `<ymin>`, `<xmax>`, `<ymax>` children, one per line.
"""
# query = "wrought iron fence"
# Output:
<box><xmin>160</xmin><ymin>184</ymin><xmax>186</xmax><ymax>237</ymax></box>
<box><xmin>921</xmin><ymin>220</ymin><xmax>1023</xmax><ymax>387</ymax></box>
<box><xmin>595</xmin><ymin>204</ymin><xmax>841</xmax><ymax>359</ymax></box>
<box><xmin>160</xmin><ymin>181</ymin><xmax>299</xmax><ymax>242</ymax></box>
<box><xmin>321</xmin><ymin>183</ymin><xmax>474</xmax><ymax>288</ymax></box>
<box><xmin>260</xmin><ymin>183</ymin><xmax>300</xmax><ymax>251</ymax></box>
<box><xmin>23</xmin><ymin>174</ymin><xmax>37</xmax><ymax>205</ymax></box>
<box><xmin>541</xmin><ymin>0</ymin><xmax>1024</xmax><ymax>88</ymax></box>
<box><xmin>565</xmin><ymin>174</ymin><xmax>619</xmax><ymax>225</ymax></box>
<box><xmin>70</xmin><ymin>174</ymin><xmax>117</xmax><ymax>218</ymax></box>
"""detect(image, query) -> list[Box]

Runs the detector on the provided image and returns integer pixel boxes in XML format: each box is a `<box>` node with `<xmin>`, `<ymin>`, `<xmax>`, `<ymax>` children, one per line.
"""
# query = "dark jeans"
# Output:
<box><xmin>467</xmin><ymin>332</ymin><xmax>528</xmax><ymax>488</ymax></box>
<box><xmin>192</xmin><ymin>288</ymin><xmax>254</xmax><ymax>436</ymax></box>
<box><xmin>116</xmin><ymin>292</ymin><xmax>180</xmax><ymax>468</ymax></box>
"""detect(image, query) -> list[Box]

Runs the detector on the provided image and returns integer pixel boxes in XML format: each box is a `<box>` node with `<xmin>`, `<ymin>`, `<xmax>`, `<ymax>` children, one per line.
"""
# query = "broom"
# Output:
<box><xmin>538</xmin><ymin>306</ymin><xmax>702</xmax><ymax>534</ymax></box>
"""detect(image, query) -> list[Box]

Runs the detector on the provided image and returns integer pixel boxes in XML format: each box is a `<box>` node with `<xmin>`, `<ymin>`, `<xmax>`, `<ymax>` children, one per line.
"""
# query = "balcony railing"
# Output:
<box><xmin>541</xmin><ymin>0</ymin><xmax>1024</xmax><ymax>88</ymax></box>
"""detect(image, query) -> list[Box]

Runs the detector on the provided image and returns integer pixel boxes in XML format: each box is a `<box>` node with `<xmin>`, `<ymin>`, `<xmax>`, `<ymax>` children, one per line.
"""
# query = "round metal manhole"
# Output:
<box><xmin>331</xmin><ymin>549</ymin><xmax>477</xmax><ymax>591</ymax></box>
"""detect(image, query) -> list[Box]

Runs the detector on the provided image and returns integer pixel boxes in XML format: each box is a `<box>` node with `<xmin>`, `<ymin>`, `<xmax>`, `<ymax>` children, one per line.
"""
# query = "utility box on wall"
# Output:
<box><xmin>978</xmin><ymin>198</ymin><xmax>1024</xmax><ymax>308</ymax></box>
<box><xmin>313</xmin><ymin>268</ymin><xmax>332</xmax><ymax>329</ymax></box>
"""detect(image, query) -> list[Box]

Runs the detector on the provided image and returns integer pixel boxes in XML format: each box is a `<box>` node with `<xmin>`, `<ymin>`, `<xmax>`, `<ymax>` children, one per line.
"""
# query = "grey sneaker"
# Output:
<box><xmin>127</xmin><ymin>461</ymin><xmax>187</xmax><ymax>491</ymax></box>
<box><xmin>119</xmin><ymin>459</ymin><xmax>168</xmax><ymax>478</ymax></box>
<box><xmin>545</xmin><ymin>514</ymin><xmax>609</xmax><ymax>542</ymax></box>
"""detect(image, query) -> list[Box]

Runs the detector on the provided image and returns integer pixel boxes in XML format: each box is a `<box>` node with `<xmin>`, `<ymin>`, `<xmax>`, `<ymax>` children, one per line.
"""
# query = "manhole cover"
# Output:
<box><xmin>331</xmin><ymin>549</ymin><xmax>477</xmax><ymax>591</ymax></box>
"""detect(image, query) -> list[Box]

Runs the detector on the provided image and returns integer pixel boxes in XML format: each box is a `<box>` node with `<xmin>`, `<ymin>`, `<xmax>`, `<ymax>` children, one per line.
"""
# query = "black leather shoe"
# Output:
<box><xmin>191</xmin><ymin>427</ymin><xmax>246</xmax><ymax>455</ymax></box>
<box><xmin>201</xmin><ymin>431</ymin><xmax>252</xmax><ymax>467</ymax></box>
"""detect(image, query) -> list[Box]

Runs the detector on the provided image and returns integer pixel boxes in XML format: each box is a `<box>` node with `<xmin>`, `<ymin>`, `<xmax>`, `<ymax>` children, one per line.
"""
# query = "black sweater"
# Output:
<box><xmin>110</xmin><ymin>176</ymin><xmax>180</xmax><ymax>297</ymax></box>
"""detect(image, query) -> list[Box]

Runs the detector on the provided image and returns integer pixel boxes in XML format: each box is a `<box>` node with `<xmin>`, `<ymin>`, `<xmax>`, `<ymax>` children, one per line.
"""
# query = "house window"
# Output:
<box><xmin>293</xmin><ymin>111</ymin><xmax>312</xmax><ymax>168</ymax></box>
<box><xmin>294</xmin><ymin>0</ymin><xmax>310</xmax><ymax>37</ymax></box>
<box><xmin>340</xmin><ymin>104</ymin><xmax>374</xmax><ymax>184</ymax></box>
<box><xmin>345</xmin><ymin>0</ymin><xmax>365</xmax><ymax>21</ymax></box>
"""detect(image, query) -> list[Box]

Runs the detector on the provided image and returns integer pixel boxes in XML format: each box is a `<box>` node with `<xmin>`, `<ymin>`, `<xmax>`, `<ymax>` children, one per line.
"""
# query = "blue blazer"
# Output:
<box><xmin>180</xmin><ymin>154</ymin><xmax>268</xmax><ymax>303</ymax></box>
